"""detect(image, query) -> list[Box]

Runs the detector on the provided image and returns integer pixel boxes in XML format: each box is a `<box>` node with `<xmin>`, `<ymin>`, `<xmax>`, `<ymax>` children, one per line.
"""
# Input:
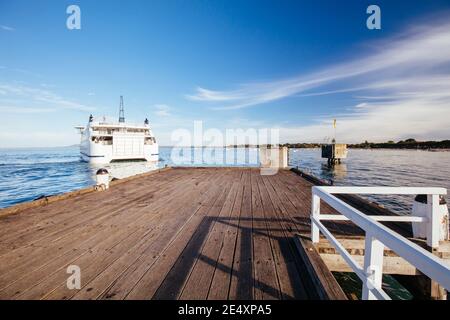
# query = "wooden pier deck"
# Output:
<box><xmin>0</xmin><ymin>167</ymin><xmax>356</xmax><ymax>300</ymax></box>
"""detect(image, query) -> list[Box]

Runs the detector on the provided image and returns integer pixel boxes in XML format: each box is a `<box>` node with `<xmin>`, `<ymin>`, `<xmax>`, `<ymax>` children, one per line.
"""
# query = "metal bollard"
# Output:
<box><xmin>95</xmin><ymin>168</ymin><xmax>110</xmax><ymax>190</ymax></box>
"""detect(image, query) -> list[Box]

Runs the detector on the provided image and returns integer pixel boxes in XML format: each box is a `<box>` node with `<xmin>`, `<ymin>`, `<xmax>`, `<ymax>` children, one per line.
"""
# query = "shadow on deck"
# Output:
<box><xmin>0</xmin><ymin>167</ymin><xmax>362</xmax><ymax>300</ymax></box>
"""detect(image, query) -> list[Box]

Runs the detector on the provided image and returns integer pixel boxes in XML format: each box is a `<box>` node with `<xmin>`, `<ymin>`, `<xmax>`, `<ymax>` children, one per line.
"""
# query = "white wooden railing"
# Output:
<box><xmin>310</xmin><ymin>186</ymin><xmax>450</xmax><ymax>300</ymax></box>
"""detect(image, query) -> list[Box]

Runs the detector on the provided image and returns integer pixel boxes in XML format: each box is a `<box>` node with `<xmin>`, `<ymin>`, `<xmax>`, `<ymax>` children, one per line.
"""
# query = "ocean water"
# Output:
<box><xmin>290</xmin><ymin>148</ymin><xmax>450</xmax><ymax>214</ymax></box>
<box><xmin>0</xmin><ymin>146</ymin><xmax>259</xmax><ymax>209</ymax></box>
<box><xmin>0</xmin><ymin>146</ymin><xmax>449</xmax><ymax>214</ymax></box>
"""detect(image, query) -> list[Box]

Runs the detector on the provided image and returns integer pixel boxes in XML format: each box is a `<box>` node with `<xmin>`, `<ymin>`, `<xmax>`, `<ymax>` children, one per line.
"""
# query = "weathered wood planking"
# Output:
<box><xmin>294</xmin><ymin>236</ymin><xmax>347</xmax><ymax>300</ymax></box>
<box><xmin>251</xmin><ymin>170</ymin><xmax>280</xmax><ymax>300</ymax></box>
<box><xmin>0</xmin><ymin>167</ymin><xmax>173</xmax><ymax>220</ymax></box>
<box><xmin>228</xmin><ymin>169</ymin><xmax>254</xmax><ymax>299</ymax></box>
<box><xmin>0</xmin><ymin>167</ymin><xmax>359</xmax><ymax>300</ymax></box>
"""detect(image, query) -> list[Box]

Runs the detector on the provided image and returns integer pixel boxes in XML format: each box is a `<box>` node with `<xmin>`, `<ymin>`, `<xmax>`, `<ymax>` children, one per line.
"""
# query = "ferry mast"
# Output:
<box><xmin>119</xmin><ymin>95</ymin><xmax>125</xmax><ymax>123</ymax></box>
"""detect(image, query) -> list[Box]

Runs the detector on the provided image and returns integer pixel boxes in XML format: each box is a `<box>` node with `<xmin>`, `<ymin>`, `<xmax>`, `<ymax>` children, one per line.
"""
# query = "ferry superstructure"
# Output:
<box><xmin>75</xmin><ymin>96</ymin><xmax>158</xmax><ymax>164</ymax></box>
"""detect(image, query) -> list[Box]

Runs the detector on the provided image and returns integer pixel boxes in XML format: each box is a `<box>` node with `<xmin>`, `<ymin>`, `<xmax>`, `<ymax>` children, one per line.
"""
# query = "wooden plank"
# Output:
<box><xmin>8</xmin><ymin>222</ymin><xmax>143</xmax><ymax>299</ymax></box>
<box><xmin>0</xmin><ymin>169</ymin><xmax>211</xmax><ymax>296</ymax></box>
<box><xmin>258</xmin><ymin>174</ymin><xmax>307</xmax><ymax>300</ymax></box>
<box><xmin>120</xmin><ymin>169</ymin><xmax>231</xmax><ymax>300</ymax></box>
<box><xmin>0</xmin><ymin>167</ymin><xmax>173</xmax><ymax>220</ymax></box>
<box><xmin>179</xmin><ymin>181</ymin><xmax>240</xmax><ymax>299</ymax></box>
<box><xmin>0</xmin><ymin>247</ymin><xmax>87</xmax><ymax>298</ymax></box>
<box><xmin>44</xmin><ymin>225</ymin><xmax>162</xmax><ymax>300</ymax></box>
<box><xmin>0</xmin><ymin>168</ymin><xmax>193</xmax><ymax>254</ymax></box>
<box><xmin>0</xmin><ymin>225</ymin><xmax>101</xmax><ymax>290</ymax></box>
<box><xmin>0</xmin><ymin>174</ymin><xmax>177</xmax><ymax>256</ymax></box>
<box><xmin>9</xmin><ymin>226</ymin><xmax>144</xmax><ymax>299</ymax></box>
<box><xmin>0</xmin><ymin>167</ymin><xmax>403</xmax><ymax>300</ymax></box>
<box><xmin>63</xmin><ymin>168</ymin><xmax>221</xmax><ymax>300</ymax></box>
<box><xmin>0</xmin><ymin>168</ymin><xmax>181</xmax><ymax>247</ymax></box>
<box><xmin>250</xmin><ymin>170</ymin><xmax>280</xmax><ymax>300</ymax></box>
<box><xmin>207</xmin><ymin>173</ymin><xmax>245</xmax><ymax>300</ymax></box>
<box><xmin>149</xmin><ymin>169</ymin><xmax>237</xmax><ymax>300</ymax></box>
<box><xmin>294</xmin><ymin>236</ymin><xmax>347</xmax><ymax>300</ymax></box>
<box><xmin>0</xmin><ymin>168</ymin><xmax>175</xmax><ymax>248</ymax></box>
<box><xmin>0</xmin><ymin>167</ymin><xmax>180</xmax><ymax>242</ymax></box>
<box><xmin>315</xmin><ymin>237</ymin><xmax>429</xmax><ymax>257</ymax></box>
<box><xmin>0</xmin><ymin>169</ymin><xmax>200</xmax><ymax>284</ymax></box>
<box><xmin>10</xmin><ymin>170</ymin><xmax>207</xmax><ymax>297</ymax></box>
<box><xmin>94</xmin><ymin>170</ymin><xmax>230</xmax><ymax>300</ymax></box>
<box><xmin>319</xmin><ymin>253</ymin><xmax>419</xmax><ymax>275</ymax></box>
<box><xmin>262</xmin><ymin>171</ymin><xmax>319</xmax><ymax>299</ymax></box>
<box><xmin>270</xmin><ymin>170</ymin><xmax>355</xmax><ymax>238</ymax></box>
<box><xmin>228</xmin><ymin>169</ymin><xmax>254</xmax><ymax>300</ymax></box>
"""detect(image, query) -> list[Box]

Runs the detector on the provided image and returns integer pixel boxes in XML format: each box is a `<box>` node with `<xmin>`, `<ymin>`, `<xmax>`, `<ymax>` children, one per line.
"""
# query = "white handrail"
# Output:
<box><xmin>310</xmin><ymin>186</ymin><xmax>450</xmax><ymax>300</ymax></box>
<box><xmin>318</xmin><ymin>214</ymin><xmax>427</xmax><ymax>222</ymax></box>
<box><xmin>316</xmin><ymin>186</ymin><xmax>447</xmax><ymax>195</ymax></box>
<box><xmin>312</xmin><ymin>216</ymin><xmax>391</xmax><ymax>300</ymax></box>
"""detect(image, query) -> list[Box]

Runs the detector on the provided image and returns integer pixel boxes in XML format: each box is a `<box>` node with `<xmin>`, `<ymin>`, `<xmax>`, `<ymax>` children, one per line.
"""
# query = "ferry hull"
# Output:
<box><xmin>80</xmin><ymin>140</ymin><xmax>159</xmax><ymax>164</ymax></box>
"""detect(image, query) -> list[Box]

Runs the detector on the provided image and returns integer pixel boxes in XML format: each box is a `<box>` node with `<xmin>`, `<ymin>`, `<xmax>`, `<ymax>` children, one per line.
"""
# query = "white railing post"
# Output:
<box><xmin>310</xmin><ymin>186</ymin><xmax>450</xmax><ymax>298</ymax></box>
<box><xmin>362</xmin><ymin>232</ymin><xmax>384</xmax><ymax>300</ymax></box>
<box><xmin>426</xmin><ymin>194</ymin><xmax>440</xmax><ymax>248</ymax></box>
<box><xmin>311</xmin><ymin>191</ymin><xmax>320</xmax><ymax>243</ymax></box>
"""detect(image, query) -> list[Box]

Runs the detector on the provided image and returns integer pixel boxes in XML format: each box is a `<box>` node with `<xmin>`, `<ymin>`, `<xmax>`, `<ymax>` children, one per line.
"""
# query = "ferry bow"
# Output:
<box><xmin>75</xmin><ymin>96</ymin><xmax>158</xmax><ymax>164</ymax></box>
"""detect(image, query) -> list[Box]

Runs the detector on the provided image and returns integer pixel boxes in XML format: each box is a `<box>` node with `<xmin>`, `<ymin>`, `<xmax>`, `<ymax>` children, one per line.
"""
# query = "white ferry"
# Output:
<box><xmin>75</xmin><ymin>96</ymin><xmax>158</xmax><ymax>164</ymax></box>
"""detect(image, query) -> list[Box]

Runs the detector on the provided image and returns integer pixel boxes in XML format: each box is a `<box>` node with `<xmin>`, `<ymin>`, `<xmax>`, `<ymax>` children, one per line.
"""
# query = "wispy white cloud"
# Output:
<box><xmin>186</xmin><ymin>17</ymin><xmax>450</xmax><ymax>141</ymax></box>
<box><xmin>279</xmin><ymin>96</ymin><xmax>450</xmax><ymax>143</ymax></box>
<box><xmin>0</xmin><ymin>106</ymin><xmax>56</xmax><ymax>113</ymax></box>
<box><xmin>0</xmin><ymin>84</ymin><xmax>95</xmax><ymax>112</ymax></box>
<box><xmin>188</xmin><ymin>20</ymin><xmax>450</xmax><ymax>110</ymax></box>
<box><xmin>0</xmin><ymin>25</ymin><xmax>14</xmax><ymax>31</ymax></box>
<box><xmin>153</xmin><ymin>104</ymin><xmax>172</xmax><ymax>117</ymax></box>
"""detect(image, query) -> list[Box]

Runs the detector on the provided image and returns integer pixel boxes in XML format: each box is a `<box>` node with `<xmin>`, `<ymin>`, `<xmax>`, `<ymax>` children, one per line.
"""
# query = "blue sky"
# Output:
<box><xmin>1</xmin><ymin>0</ymin><xmax>450</xmax><ymax>147</ymax></box>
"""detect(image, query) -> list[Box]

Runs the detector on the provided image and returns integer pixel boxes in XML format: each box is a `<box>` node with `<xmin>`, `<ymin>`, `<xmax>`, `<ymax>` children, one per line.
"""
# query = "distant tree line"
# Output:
<box><xmin>347</xmin><ymin>139</ymin><xmax>450</xmax><ymax>149</ymax></box>
<box><xmin>228</xmin><ymin>139</ymin><xmax>450</xmax><ymax>150</ymax></box>
<box><xmin>228</xmin><ymin>143</ymin><xmax>322</xmax><ymax>148</ymax></box>
<box><xmin>279</xmin><ymin>143</ymin><xmax>322</xmax><ymax>148</ymax></box>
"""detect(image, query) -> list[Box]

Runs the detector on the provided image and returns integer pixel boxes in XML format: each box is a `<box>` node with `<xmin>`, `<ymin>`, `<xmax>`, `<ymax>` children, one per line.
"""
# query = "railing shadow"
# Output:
<box><xmin>153</xmin><ymin>214</ymin><xmax>321</xmax><ymax>300</ymax></box>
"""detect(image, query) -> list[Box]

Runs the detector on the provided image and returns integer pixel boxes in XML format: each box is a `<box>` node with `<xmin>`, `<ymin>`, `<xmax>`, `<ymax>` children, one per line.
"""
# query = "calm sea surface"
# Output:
<box><xmin>0</xmin><ymin>147</ymin><xmax>449</xmax><ymax>214</ymax></box>
<box><xmin>1</xmin><ymin>146</ymin><xmax>447</xmax><ymax>299</ymax></box>
<box><xmin>290</xmin><ymin>148</ymin><xmax>450</xmax><ymax>214</ymax></box>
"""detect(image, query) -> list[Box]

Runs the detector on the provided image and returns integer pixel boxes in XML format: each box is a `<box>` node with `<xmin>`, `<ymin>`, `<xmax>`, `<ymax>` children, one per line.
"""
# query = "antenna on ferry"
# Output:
<box><xmin>119</xmin><ymin>96</ymin><xmax>125</xmax><ymax>123</ymax></box>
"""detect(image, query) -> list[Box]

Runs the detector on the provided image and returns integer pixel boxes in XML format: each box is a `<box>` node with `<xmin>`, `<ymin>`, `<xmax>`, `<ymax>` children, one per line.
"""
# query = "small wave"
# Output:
<box><xmin>0</xmin><ymin>159</ymin><xmax>83</xmax><ymax>166</ymax></box>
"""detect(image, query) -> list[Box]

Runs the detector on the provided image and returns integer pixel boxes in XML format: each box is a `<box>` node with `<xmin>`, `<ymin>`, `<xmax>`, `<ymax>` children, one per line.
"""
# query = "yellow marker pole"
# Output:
<box><xmin>333</xmin><ymin>119</ymin><xmax>337</xmax><ymax>143</ymax></box>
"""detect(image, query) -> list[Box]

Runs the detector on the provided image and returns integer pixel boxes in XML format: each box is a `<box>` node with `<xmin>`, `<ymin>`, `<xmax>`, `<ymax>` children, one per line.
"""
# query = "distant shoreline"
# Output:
<box><xmin>282</xmin><ymin>139</ymin><xmax>450</xmax><ymax>150</ymax></box>
<box><xmin>2</xmin><ymin>139</ymin><xmax>449</xmax><ymax>151</ymax></box>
